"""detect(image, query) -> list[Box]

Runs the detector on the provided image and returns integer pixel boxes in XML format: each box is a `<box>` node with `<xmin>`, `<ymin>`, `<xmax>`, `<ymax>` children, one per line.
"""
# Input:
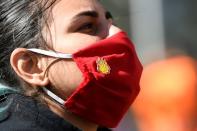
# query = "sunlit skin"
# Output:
<box><xmin>40</xmin><ymin>0</ymin><xmax>120</xmax><ymax>130</ymax></box>
<box><xmin>10</xmin><ymin>0</ymin><xmax>122</xmax><ymax>130</ymax></box>
<box><xmin>42</xmin><ymin>0</ymin><xmax>116</xmax><ymax>99</ymax></box>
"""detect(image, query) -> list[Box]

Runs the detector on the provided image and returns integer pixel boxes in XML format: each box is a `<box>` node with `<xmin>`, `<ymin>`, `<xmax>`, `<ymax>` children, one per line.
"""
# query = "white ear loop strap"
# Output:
<box><xmin>27</xmin><ymin>48</ymin><xmax>73</xmax><ymax>59</ymax></box>
<box><xmin>42</xmin><ymin>87</ymin><xmax>65</xmax><ymax>105</ymax></box>
<box><xmin>27</xmin><ymin>48</ymin><xmax>71</xmax><ymax>105</ymax></box>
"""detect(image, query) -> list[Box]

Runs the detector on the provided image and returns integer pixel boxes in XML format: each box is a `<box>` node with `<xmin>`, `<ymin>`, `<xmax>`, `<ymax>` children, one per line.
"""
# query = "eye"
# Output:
<box><xmin>77</xmin><ymin>22</ymin><xmax>97</xmax><ymax>35</ymax></box>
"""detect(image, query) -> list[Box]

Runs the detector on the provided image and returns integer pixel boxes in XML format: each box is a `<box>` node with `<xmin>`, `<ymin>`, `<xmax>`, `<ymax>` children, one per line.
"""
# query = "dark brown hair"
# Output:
<box><xmin>0</xmin><ymin>0</ymin><xmax>56</xmax><ymax>90</ymax></box>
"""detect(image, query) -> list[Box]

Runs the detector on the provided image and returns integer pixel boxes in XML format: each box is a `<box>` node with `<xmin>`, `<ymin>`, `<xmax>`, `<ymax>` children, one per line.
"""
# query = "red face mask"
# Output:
<box><xmin>28</xmin><ymin>31</ymin><xmax>143</xmax><ymax>127</ymax></box>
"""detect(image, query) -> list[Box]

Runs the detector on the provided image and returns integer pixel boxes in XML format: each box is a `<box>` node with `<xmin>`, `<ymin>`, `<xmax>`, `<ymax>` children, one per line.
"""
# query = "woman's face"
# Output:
<box><xmin>44</xmin><ymin>0</ymin><xmax>115</xmax><ymax>99</ymax></box>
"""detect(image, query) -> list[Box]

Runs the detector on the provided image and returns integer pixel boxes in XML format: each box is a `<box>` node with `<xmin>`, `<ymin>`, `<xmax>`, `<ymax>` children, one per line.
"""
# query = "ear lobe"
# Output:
<box><xmin>10</xmin><ymin>48</ymin><xmax>49</xmax><ymax>87</ymax></box>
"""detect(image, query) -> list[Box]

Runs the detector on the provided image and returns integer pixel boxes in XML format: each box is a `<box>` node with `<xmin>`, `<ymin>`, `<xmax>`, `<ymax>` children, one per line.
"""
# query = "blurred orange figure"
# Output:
<box><xmin>132</xmin><ymin>55</ymin><xmax>197</xmax><ymax>131</ymax></box>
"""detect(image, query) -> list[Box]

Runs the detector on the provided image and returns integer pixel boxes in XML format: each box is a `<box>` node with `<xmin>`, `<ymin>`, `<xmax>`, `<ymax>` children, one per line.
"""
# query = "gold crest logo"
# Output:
<box><xmin>96</xmin><ymin>58</ymin><xmax>111</xmax><ymax>75</ymax></box>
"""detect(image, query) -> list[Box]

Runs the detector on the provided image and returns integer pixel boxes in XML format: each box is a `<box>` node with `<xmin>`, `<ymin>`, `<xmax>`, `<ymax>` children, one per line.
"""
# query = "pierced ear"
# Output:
<box><xmin>10</xmin><ymin>48</ymin><xmax>49</xmax><ymax>86</ymax></box>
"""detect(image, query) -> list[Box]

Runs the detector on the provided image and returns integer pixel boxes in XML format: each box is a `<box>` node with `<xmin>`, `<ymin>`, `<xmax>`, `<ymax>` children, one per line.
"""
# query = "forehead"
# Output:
<box><xmin>52</xmin><ymin>0</ymin><xmax>102</xmax><ymax>19</ymax></box>
<box><xmin>49</xmin><ymin>0</ymin><xmax>104</xmax><ymax>32</ymax></box>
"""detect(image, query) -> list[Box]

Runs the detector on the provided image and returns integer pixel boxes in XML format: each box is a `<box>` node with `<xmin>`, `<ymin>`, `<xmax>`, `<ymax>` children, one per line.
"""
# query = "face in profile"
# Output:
<box><xmin>8</xmin><ymin>0</ymin><xmax>142</xmax><ymax>128</ymax></box>
<box><xmin>43</xmin><ymin>0</ymin><xmax>114</xmax><ymax>99</ymax></box>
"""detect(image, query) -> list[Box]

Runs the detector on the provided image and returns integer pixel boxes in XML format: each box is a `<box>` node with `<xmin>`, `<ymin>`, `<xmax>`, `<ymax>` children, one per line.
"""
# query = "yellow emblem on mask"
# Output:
<box><xmin>96</xmin><ymin>58</ymin><xmax>111</xmax><ymax>75</ymax></box>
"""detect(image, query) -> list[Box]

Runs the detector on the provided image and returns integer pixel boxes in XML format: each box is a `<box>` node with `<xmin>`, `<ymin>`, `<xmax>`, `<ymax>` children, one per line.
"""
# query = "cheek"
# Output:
<box><xmin>52</xmin><ymin>34</ymin><xmax>101</xmax><ymax>54</ymax></box>
<box><xmin>48</xmin><ymin>60</ymin><xmax>83</xmax><ymax>99</ymax></box>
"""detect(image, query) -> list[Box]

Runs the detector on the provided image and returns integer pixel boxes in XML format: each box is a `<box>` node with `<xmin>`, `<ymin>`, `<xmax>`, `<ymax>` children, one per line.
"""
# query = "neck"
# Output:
<box><xmin>44</xmin><ymin>96</ymin><xmax>98</xmax><ymax>131</ymax></box>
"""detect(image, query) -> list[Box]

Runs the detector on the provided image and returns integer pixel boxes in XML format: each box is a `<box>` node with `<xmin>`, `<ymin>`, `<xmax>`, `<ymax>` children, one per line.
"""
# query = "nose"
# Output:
<box><xmin>107</xmin><ymin>25</ymin><xmax>122</xmax><ymax>38</ymax></box>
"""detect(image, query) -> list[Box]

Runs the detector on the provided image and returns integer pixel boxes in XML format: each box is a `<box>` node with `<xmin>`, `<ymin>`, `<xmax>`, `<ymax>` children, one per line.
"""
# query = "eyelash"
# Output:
<box><xmin>78</xmin><ymin>22</ymin><xmax>96</xmax><ymax>31</ymax></box>
<box><xmin>76</xmin><ymin>22</ymin><xmax>98</xmax><ymax>35</ymax></box>
<box><xmin>76</xmin><ymin>11</ymin><xmax>113</xmax><ymax>34</ymax></box>
<box><xmin>79</xmin><ymin>23</ymin><xmax>95</xmax><ymax>30</ymax></box>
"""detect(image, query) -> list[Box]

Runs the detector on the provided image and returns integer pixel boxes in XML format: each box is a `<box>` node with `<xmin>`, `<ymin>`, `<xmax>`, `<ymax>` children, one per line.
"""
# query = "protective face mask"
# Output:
<box><xmin>27</xmin><ymin>31</ymin><xmax>143</xmax><ymax>127</ymax></box>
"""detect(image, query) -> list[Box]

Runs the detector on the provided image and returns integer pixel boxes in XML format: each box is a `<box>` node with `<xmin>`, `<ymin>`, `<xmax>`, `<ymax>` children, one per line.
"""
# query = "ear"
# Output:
<box><xmin>10</xmin><ymin>48</ymin><xmax>49</xmax><ymax>86</ymax></box>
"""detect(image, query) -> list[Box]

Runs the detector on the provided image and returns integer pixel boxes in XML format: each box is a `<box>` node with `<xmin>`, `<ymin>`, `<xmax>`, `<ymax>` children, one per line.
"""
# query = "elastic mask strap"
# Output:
<box><xmin>27</xmin><ymin>49</ymin><xmax>70</xmax><ymax>105</ymax></box>
<box><xmin>27</xmin><ymin>48</ymin><xmax>73</xmax><ymax>59</ymax></box>
<box><xmin>42</xmin><ymin>87</ymin><xmax>65</xmax><ymax>105</ymax></box>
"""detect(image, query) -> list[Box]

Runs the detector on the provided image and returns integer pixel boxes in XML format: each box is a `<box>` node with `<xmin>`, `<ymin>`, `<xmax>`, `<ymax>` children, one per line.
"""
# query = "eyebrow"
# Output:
<box><xmin>74</xmin><ymin>11</ymin><xmax>99</xmax><ymax>18</ymax></box>
<box><xmin>67</xmin><ymin>11</ymin><xmax>99</xmax><ymax>32</ymax></box>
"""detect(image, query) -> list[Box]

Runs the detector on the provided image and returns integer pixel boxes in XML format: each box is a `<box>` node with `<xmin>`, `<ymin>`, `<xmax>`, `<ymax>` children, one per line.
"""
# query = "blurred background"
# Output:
<box><xmin>101</xmin><ymin>0</ymin><xmax>197</xmax><ymax>131</ymax></box>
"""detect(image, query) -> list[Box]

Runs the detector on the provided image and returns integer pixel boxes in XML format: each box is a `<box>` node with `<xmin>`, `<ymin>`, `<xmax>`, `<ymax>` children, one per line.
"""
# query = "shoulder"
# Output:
<box><xmin>0</xmin><ymin>93</ymin><xmax>81</xmax><ymax>131</ymax></box>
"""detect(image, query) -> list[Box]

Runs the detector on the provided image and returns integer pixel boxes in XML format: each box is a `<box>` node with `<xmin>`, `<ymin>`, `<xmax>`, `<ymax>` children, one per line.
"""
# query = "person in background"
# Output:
<box><xmin>0</xmin><ymin>0</ymin><xmax>143</xmax><ymax>130</ymax></box>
